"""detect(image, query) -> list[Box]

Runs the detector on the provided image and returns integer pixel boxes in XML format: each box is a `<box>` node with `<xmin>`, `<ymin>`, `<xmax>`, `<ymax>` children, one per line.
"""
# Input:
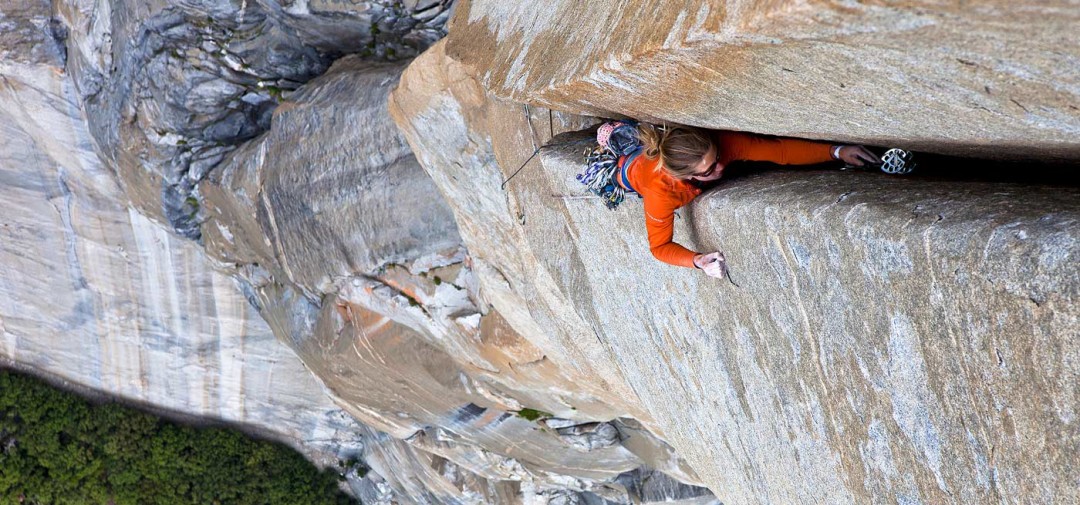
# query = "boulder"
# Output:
<box><xmin>446</xmin><ymin>0</ymin><xmax>1080</xmax><ymax>161</ymax></box>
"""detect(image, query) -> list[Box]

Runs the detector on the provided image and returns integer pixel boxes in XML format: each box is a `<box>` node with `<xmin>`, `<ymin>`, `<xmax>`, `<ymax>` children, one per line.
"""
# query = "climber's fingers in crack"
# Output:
<box><xmin>839</xmin><ymin>145</ymin><xmax>881</xmax><ymax>166</ymax></box>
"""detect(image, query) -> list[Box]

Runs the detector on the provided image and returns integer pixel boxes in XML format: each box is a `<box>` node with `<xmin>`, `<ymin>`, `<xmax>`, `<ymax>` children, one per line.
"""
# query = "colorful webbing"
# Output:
<box><xmin>576</xmin><ymin>120</ymin><xmax>646</xmax><ymax>210</ymax></box>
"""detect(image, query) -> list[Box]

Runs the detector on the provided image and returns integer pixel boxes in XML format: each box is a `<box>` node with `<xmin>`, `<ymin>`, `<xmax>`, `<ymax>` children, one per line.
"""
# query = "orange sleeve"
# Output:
<box><xmin>643</xmin><ymin>194</ymin><xmax>698</xmax><ymax>268</ymax></box>
<box><xmin>718</xmin><ymin>131</ymin><xmax>834</xmax><ymax>165</ymax></box>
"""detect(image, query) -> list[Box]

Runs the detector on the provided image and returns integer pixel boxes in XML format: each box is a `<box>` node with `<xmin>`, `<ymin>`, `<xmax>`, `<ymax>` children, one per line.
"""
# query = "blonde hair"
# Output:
<box><xmin>636</xmin><ymin>123</ymin><xmax>714</xmax><ymax>178</ymax></box>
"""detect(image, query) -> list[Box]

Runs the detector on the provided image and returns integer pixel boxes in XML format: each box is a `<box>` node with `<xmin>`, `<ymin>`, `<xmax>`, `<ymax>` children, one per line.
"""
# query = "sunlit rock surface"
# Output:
<box><xmin>446</xmin><ymin>0</ymin><xmax>1080</xmax><ymax>161</ymax></box>
<box><xmin>0</xmin><ymin>18</ymin><xmax>365</xmax><ymax>471</ymax></box>
<box><xmin>6</xmin><ymin>0</ymin><xmax>1078</xmax><ymax>503</ymax></box>
<box><xmin>389</xmin><ymin>41</ymin><xmax>650</xmax><ymax>424</ymax></box>
<box><xmin>391</xmin><ymin>40</ymin><xmax>1079</xmax><ymax>504</ymax></box>
<box><xmin>202</xmin><ymin>51</ymin><xmax>715</xmax><ymax>503</ymax></box>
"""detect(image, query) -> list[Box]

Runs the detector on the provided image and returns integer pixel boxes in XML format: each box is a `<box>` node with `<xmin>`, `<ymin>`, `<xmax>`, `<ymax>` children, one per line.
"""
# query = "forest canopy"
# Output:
<box><xmin>0</xmin><ymin>369</ymin><xmax>357</xmax><ymax>505</ymax></box>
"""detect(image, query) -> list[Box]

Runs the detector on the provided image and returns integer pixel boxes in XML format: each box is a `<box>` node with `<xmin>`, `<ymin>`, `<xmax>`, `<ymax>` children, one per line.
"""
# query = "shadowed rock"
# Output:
<box><xmin>55</xmin><ymin>0</ymin><xmax>453</xmax><ymax>238</ymax></box>
<box><xmin>202</xmin><ymin>57</ymin><xmax>461</xmax><ymax>295</ymax></box>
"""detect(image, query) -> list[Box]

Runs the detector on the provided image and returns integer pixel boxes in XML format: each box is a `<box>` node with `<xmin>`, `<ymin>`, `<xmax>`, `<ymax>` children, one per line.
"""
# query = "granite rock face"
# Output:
<box><xmin>4</xmin><ymin>1</ymin><xmax>714</xmax><ymax>500</ymax></box>
<box><xmin>0</xmin><ymin>14</ymin><xmax>366</xmax><ymax>473</ymax></box>
<box><xmin>535</xmin><ymin>138</ymin><xmax>1079</xmax><ymax>505</ymax></box>
<box><xmin>200</xmin><ymin>57</ymin><xmax>462</xmax><ymax>295</ymax></box>
<box><xmin>6</xmin><ymin>0</ymin><xmax>1079</xmax><ymax>503</ymax></box>
<box><xmin>389</xmin><ymin>42</ymin><xmax>650</xmax><ymax>424</ymax></box>
<box><xmin>390</xmin><ymin>40</ymin><xmax>1079</xmax><ymax>505</ymax></box>
<box><xmin>56</xmin><ymin>0</ymin><xmax>452</xmax><ymax>238</ymax></box>
<box><xmin>446</xmin><ymin>0</ymin><xmax>1080</xmax><ymax>161</ymax></box>
<box><xmin>201</xmin><ymin>53</ymin><xmax>714</xmax><ymax>504</ymax></box>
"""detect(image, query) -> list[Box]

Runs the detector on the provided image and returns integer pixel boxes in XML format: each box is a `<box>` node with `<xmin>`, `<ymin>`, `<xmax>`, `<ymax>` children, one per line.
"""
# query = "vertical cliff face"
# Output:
<box><xmin>531</xmin><ymin>138</ymin><xmax>1078</xmax><ymax>505</ymax></box>
<box><xmin>5</xmin><ymin>0</ymin><xmax>1078</xmax><ymax>503</ymax></box>
<box><xmin>5</xmin><ymin>0</ymin><xmax>716</xmax><ymax>501</ymax></box>
<box><xmin>387</xmin><ymin>43</ymin><xmax>650</xmax><ymax>422</ymax></box>
<box><xmin>390</xmin><ymin>38</ymin><xmax>1079</xmax><ymax>505</ymax></box>
<box><xmin>199</xmin><ymin>53</ymin><xmax>715</xmax><ymax>503</ymax></box>
<box><xmin>1</xmin><ymin>0</ymin><xmax>459</xmax><ymax>500</ymax></box>
<box><xmin>56</xmin><ymin>0</ymin><xmax>453</xmax><ymax>238</ymax></box>
<box><xmin>446</xmin><ymin>0</ymin><xmax>1080</xmax><ymax>161</ymax></box>
<box><xmin>0</xmin><ymin>4</ymin><xmax>365</xmax><ymax>473</ymax></box>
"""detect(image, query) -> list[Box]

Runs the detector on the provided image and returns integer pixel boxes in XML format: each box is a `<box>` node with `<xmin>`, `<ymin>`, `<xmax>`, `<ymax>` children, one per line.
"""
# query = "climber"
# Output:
<box><xmin>616</xmin><ymin>123</ymin><xmax>879</xmax><ymax>279</ymax></box>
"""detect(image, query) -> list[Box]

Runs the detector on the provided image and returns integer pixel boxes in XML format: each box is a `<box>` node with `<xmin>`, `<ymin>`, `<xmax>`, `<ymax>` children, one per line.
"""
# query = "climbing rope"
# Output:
<box><xmin>501</xmin><ymin>147</ymin><xmax>541</xmax><ymax>190</ymax></box>
<box><xmin>500</xmin><ymin>104</ymin><xmax>542</xmax><ymax>190</ymax></box>
<box><xmin>575</xmin><ymin>120</ymin><xmax>642</xmax><ymax>211</ymax></box>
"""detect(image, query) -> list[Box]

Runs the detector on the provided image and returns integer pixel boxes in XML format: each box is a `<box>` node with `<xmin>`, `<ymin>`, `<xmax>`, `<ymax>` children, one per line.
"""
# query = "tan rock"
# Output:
<box><xmin>446</xmin><ymin>0</ymin><xmax>1080</xmax><ymax>160</ymax></box>
<box><xmin>389</xmin><ymin>41</ymin><xmax>653</xmax><ymax>426</ymax></box>
<box><xmin>390</xmin><ymin>40</ymin><xmax>725</xmax><ymax>498</ymax></box>
<box><xmin>391</xmin><ymin>39</ymin><xmax>1080</xmax><ymax>504</ymax></box>
<box><xmin>201</xmin><ymin>47</ymin><xmax>704</xmax><ymax>502</ymax></box>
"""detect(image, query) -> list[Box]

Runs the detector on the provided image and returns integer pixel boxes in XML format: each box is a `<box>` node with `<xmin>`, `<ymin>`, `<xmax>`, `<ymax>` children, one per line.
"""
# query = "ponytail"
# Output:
<box><xmin>635</xmin><ymin>123</ymin><xmax>713</xmax><ymax>178</ymax></box>
<box><xmin>637</xmin><ymin>122</ymin><xmax>667</xmax><ymax>159</ymax></box>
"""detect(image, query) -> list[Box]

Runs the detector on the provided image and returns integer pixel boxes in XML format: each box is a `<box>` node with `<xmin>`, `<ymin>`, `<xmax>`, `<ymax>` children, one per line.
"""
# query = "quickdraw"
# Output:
<box><xmin>578</xmin><ymin>146</ymin><xmax>628</xmax><ymax>210</ymax></box>
<box><xmin>576</xmin><ymin>120</ymin><xmax>642</xmax><ymax>210</ymax></box>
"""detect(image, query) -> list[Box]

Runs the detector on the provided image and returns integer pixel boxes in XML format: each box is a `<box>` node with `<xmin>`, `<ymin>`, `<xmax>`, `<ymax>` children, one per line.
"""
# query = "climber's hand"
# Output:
<box><xmin>693</xmin><ymin>251</ymin><xmax>727</xmax><ymax>279</ymax></box>
<box><xmin>837</xmin><ymin>145</ymin><xmax>880</xmax><ymax>167</ymax></box>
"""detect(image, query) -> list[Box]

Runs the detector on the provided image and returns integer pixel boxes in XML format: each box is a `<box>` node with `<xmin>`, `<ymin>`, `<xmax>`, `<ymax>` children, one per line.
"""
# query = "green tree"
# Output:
<box><xmin>0</xmin><ymin>370</ymin><xmax>357</xmax><ymax>504</ymax></box>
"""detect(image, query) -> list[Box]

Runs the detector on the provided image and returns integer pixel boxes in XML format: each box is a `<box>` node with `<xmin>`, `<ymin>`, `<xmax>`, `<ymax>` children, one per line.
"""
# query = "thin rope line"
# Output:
<box><xmin>726</xmin><ymin>268</ymin><xmax>741</xmax><ymax>288</ymax></box>
<box><xmin>500</xmin><ymin>147</ymin><xmax>540</xmax><ymax>190</ymax></box>
<box><xmin>500</xmin><ymin>104</ymin><xmax>541</xmax><ymax>190</ymax></box>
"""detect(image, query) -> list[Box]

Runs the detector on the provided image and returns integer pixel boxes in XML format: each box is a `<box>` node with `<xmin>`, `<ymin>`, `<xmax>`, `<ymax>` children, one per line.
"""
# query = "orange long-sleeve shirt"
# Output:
<box><xmin>624</xmin><ymin>131</ymin><xmax>835</xmax><ymax>268</ymax></box>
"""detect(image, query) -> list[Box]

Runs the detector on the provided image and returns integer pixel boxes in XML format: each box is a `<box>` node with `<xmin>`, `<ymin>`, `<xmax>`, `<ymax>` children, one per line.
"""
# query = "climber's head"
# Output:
<box><xmin>637</xmin><ymin>123</ymin><xmax>723</xmax><ymax>182</ymax></box>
